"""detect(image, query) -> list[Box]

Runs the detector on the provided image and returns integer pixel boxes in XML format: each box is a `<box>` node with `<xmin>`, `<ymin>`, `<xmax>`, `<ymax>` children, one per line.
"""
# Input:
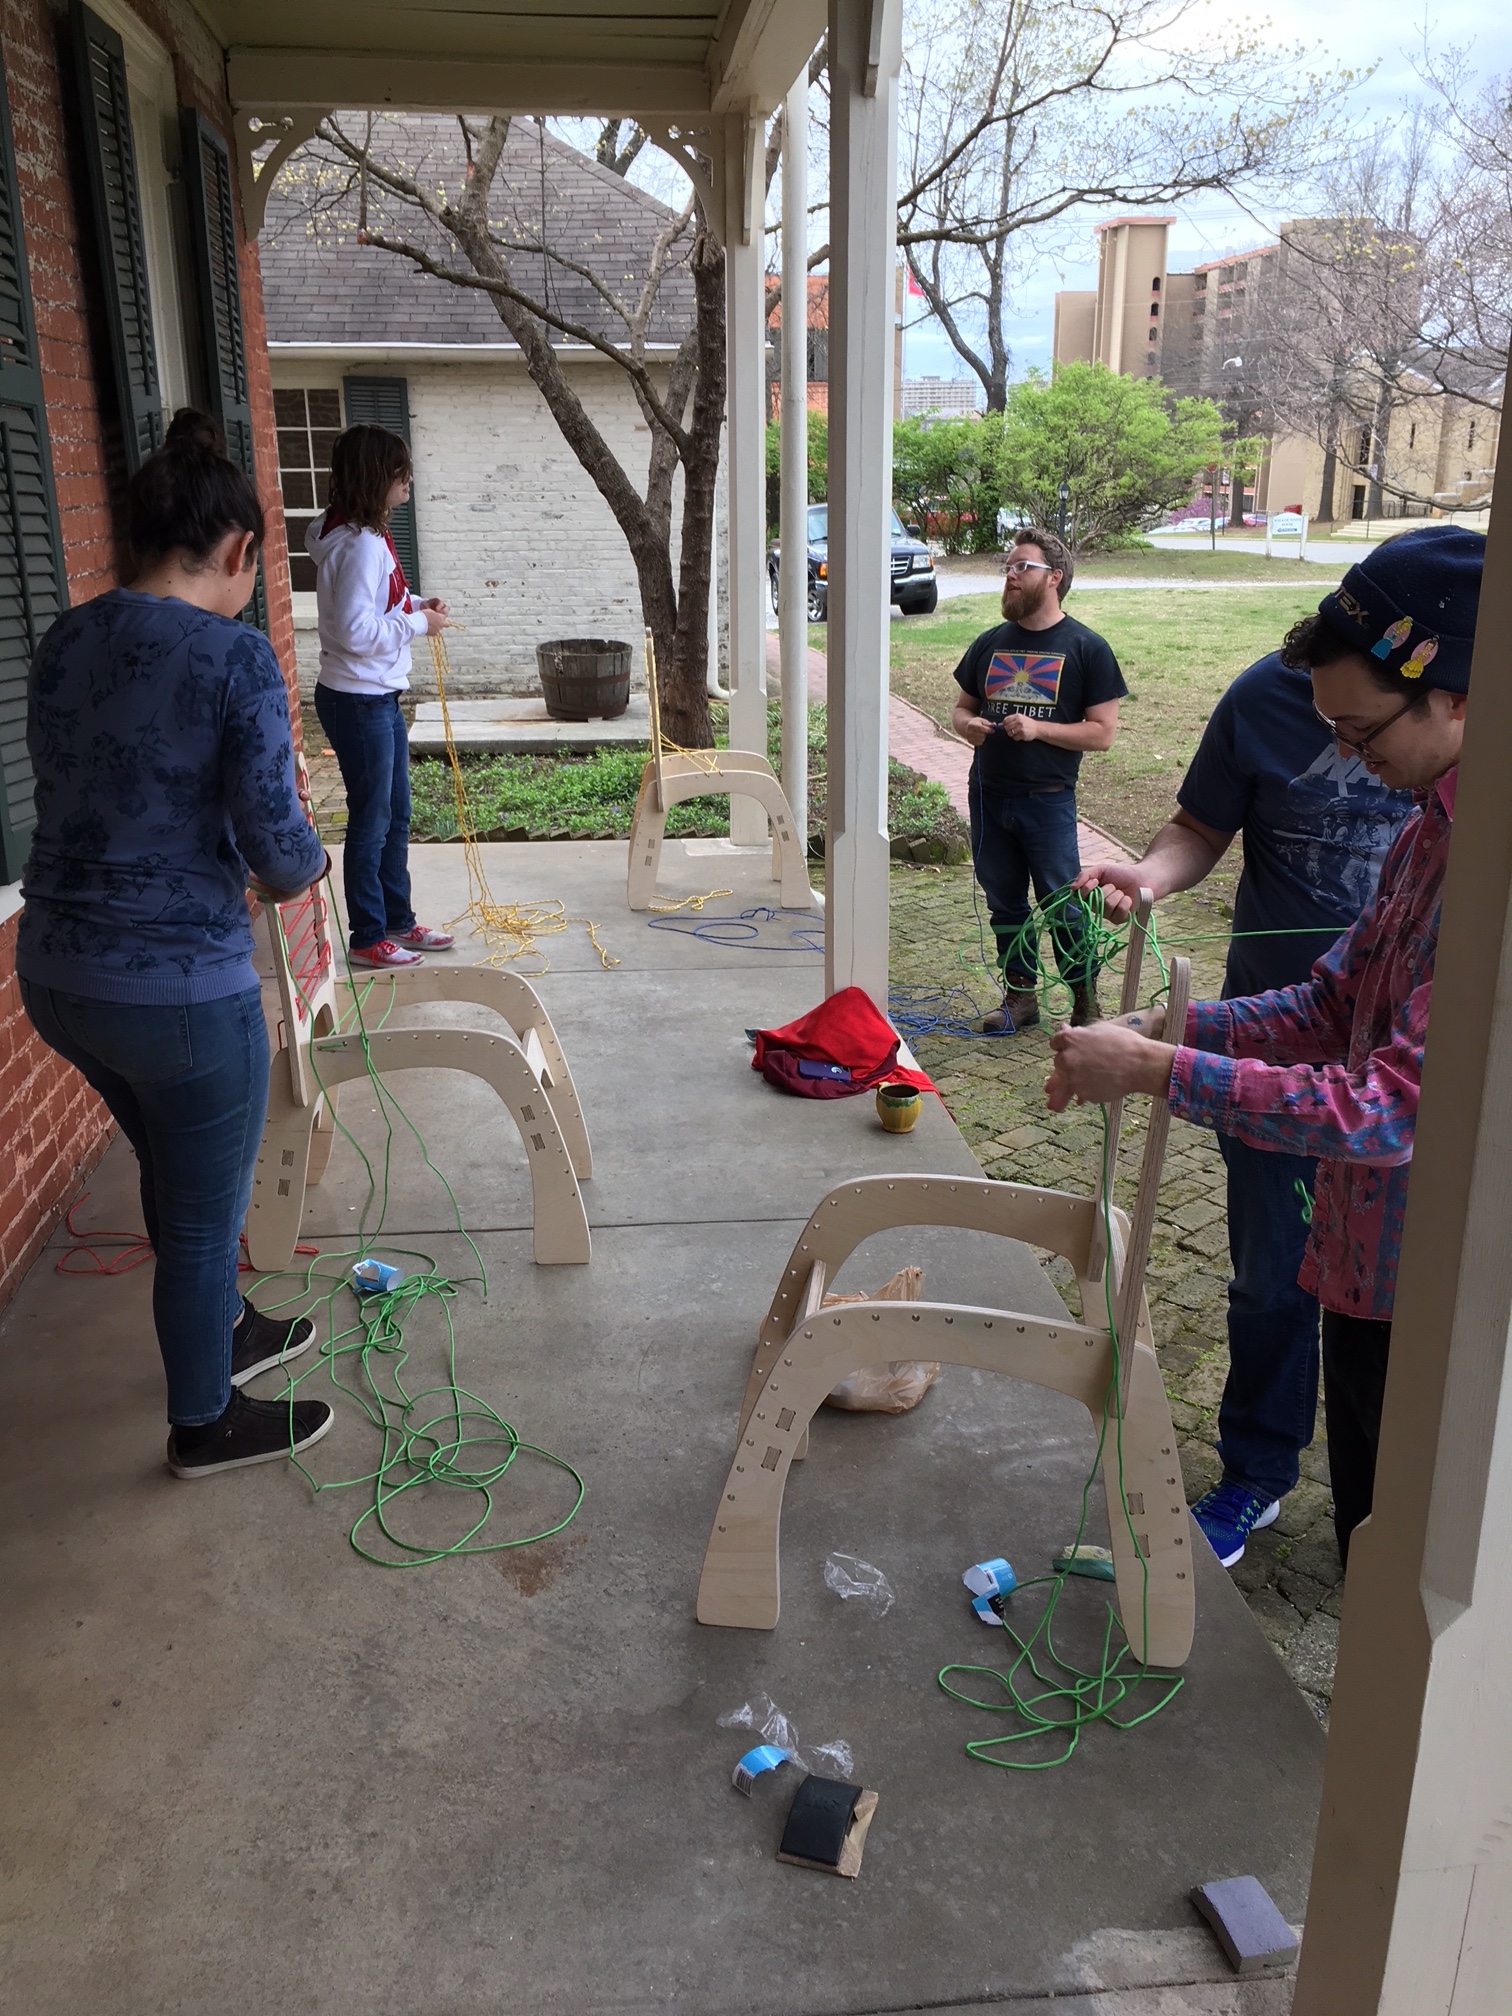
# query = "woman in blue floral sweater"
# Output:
<box><xmin>18</xmin><ymin>411</ymin><xmax>334</xmax><ymax>1479</ymax></box>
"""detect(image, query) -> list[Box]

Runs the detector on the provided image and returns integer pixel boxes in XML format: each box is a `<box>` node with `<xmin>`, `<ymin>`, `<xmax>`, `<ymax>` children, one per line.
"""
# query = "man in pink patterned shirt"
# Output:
<box><xmin>1046</xmin><ymin>525</ymin><xmax>1484</xmax><ymax>1566</ymax></box>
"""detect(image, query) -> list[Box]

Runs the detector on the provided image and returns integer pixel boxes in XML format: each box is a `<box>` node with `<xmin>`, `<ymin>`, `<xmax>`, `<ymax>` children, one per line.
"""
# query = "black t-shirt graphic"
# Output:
<box><xmin>953</xmin><ymin>614</ymin><xmax>1126</xmax><ymax>793</ymax></box>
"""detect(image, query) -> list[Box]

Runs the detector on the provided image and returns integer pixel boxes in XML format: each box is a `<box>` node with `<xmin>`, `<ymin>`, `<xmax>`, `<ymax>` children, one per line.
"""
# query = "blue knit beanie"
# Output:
<box><xmin>1317</xmin><ymin>524</ymin><xmax>1485</xmax><ymax>692</ymax></box>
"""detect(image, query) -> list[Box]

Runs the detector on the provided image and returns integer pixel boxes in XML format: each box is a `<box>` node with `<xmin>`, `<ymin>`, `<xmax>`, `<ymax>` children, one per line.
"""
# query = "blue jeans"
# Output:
<box><xmin>314</xmin><ymin>685</ymin><xmax>417</xmax><ymax>950</ymax></box>
<box><xmin>969</xmin><ymin>774</ymin><xmax>1093</xmax><ymax>987</ymax></box>
<box><xmin>21</xmin><ymin>982</ymin><xmax>269</xmax><ymax>1426</ymax></box>
<box><xmin>1214</xmin><ymin>1133</ymin><xmax>1321</xmax><ymax>1503</ymax></box>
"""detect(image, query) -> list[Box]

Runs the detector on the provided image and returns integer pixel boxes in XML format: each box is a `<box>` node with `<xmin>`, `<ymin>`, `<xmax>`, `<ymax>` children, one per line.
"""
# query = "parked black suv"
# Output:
<box><xmin>767</xmin><ymin>503</ymin><xmax>938</xmax><ymax>623</ymax></box>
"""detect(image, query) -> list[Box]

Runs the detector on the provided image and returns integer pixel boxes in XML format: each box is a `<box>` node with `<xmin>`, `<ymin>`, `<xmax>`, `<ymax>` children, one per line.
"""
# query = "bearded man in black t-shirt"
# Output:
<box><xmin>951</xmin><ymin>525</ymin><xmax>1126</xmax><ymax>1033</ymax></box>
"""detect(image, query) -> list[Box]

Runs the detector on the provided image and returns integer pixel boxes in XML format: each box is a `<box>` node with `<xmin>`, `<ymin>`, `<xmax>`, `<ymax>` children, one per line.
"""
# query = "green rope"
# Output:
<box><xmin>254</xmin><ymin>878</ymin><xmax>584</xmax><ymax>1568</ymax></box>
<box><xmin>937</xmin><ymin>1104</ymin><xmax>1184</xmax><ymax>1768</ymax></box>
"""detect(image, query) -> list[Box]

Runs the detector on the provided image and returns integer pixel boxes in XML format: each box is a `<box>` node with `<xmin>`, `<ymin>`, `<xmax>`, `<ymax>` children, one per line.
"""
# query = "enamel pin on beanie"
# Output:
<box><xmin>1317</xmin><ymin>524</ymin><xmax>1484</xmax><ymax>694</ymax></box>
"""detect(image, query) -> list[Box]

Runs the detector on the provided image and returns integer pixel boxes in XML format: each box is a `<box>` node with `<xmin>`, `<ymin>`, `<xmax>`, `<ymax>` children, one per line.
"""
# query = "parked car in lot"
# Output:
<box><xmin>767</xmin><ymin>503</ymin><xmax>938</xmax><ymax>622</ymax></box>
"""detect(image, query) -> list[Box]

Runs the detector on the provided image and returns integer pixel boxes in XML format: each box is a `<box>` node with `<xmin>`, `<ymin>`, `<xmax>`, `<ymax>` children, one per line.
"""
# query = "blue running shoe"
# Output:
<box><xmin>1191</xmin><ymin>1483</ymin><xmax>1281</xmax><ymax>1568</ymax></box>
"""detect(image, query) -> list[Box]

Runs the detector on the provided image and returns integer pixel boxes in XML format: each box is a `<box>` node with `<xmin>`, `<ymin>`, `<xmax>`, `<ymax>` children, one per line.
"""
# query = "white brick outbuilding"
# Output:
<box><xmin>262</xmin><ymin>122</ymin><xmax>719</xmax><ymax>699</ymax></box>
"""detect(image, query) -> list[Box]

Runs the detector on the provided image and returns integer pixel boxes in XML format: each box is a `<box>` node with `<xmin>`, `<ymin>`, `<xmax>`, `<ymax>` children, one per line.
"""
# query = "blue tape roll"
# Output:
<box><xmin>353</xmin><ymin>1258</ymin><xmax>405</xmax><ymax>1297</ymax></box>
<box><xmin>963</xmin><ymin>1556</ymin><xmax>1016</xmax><ymax>1600</ymax></box>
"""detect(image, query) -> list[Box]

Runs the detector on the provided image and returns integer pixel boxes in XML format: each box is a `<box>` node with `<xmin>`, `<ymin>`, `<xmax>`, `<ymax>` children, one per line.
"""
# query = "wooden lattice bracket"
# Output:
<box><xmin>697</xmin><ymin>959</ymin><xmax>1197</xmax><ymax>1668</ymax></box>
<box><xmin>247</xmin><ymin>886</ymin><xmax>593</xmax><ymax>1272</ymax></box>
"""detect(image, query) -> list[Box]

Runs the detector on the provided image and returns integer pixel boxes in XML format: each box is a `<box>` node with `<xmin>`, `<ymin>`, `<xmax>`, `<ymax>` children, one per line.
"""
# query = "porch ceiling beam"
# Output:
<box><xmin>226</xmin><ymin>51</ymin><xmax>713</xmax><ymax>116</ymax></box>
<box><xmin>708</xmin><ymin>0</ymin><xmax>825</xmax><ymax>113</ymax></box>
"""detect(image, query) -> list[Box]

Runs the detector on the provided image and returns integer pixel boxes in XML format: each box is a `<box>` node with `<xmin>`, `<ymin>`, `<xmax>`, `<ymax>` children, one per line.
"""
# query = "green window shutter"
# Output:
<box><xmin>180</xmin><ymin>109</ymin><xmax>267</xmax><ymax>633</ymax></box>
<box><xmin>0</xmin><ymin>45</ymin><xmax>69</xmax><ymax>883</ymax></box>
<box><xmin>342</xmin><ymin>376</ymin><xmax>421</xmax><ymax>591</ymax></box>
<box><xmin>70</xmin><ymin>1</ymin><xmax>162</xmax><ymax>473</ymax></box>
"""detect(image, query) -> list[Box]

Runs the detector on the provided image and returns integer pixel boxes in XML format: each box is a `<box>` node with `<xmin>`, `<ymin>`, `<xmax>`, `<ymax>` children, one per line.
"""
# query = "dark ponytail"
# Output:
<box><xmin>126</xmin><ymin>408</ymin><xmax>265</xmax><ymax>571</ymax></box>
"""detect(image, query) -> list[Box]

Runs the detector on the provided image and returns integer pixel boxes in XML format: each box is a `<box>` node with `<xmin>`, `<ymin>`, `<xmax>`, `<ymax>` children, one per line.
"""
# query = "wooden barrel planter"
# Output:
<box><xmin>535</xmin><ymin>638</ymin><xmax>632</xmax><ymax>722</ymax></box>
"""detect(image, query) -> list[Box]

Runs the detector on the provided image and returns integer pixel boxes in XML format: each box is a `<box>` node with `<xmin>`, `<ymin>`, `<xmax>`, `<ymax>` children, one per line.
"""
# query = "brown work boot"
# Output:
<box><xmin>1069</xmin><ymin>983</ymin><xmax>1101</xmax><ymax>1027</ymax></box>
<box><xmin>984</xmin><ymin>984</ymin><xmax>1040</xmax><ymax>1035</ymax></box>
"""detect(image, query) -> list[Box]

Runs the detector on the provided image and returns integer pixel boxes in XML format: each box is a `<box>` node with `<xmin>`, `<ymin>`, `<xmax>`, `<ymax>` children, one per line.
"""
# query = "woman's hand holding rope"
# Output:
<box><xmin>1045</xmin><ymin>1020</ymin><xmax>1177</xmax><ymax>1114</ymax></box>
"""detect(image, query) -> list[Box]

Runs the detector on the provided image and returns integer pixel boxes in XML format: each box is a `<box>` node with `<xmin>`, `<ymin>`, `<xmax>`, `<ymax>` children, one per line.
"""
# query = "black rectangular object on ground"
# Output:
<box><xmin>779</xmin><ymin>1777</ymin><xmax>862</xmax><ymax>1868</ymax></box>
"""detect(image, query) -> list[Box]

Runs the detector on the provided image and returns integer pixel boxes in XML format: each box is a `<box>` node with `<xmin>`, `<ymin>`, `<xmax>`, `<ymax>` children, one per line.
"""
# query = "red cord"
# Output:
<box><xmin>56</xmin><ymin>1194</ymin><xmax>318</xmax><ymax>1276</ymax></box>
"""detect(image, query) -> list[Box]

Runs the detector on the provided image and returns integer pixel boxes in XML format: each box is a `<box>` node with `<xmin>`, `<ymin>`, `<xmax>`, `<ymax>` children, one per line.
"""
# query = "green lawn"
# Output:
<box><xmin>886</xmin><ymin>587</ymin><xmax>1320</xmax><ymax>882</ymax></box>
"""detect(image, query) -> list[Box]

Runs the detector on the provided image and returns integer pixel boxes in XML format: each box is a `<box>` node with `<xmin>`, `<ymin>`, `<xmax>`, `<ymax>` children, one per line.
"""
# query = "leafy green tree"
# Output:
<box><xmin>765</xmin><ymin>409</ymin><xmax>828</xmax><ymax>529</ymax></box>
<box><xmin>891</xmin><ymin>410</ymin><xmax>1005</xmax><ymax>553</ymax></box>
<box><xmin>995</xmin><ymin>364</ymin><xmax>1223</xmax><ymax>549</ymax></box>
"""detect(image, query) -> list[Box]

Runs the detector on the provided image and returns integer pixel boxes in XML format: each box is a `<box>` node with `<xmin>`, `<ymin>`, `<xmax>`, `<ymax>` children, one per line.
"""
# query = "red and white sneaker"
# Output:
<box><xmin>397</xmin><ymin>925</ymin><xmax>455</xmax><ymax>951</ymax></box>
<box><xmin>349</xmin><ymin>938</ymin><xmax>424</xmax><ymax>969</ymax></box>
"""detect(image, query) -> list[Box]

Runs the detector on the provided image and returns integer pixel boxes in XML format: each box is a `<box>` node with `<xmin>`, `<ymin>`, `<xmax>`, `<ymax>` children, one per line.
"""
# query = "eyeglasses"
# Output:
<box><xmin>1003</xmin><ymin>558</ymin><xmax>1054</xmax><ymax>576</ymax></box>
<box><xmin>1312</xmin><ymin>696</ymin><xmax>1417</xmax><ymax>759</ymax></box>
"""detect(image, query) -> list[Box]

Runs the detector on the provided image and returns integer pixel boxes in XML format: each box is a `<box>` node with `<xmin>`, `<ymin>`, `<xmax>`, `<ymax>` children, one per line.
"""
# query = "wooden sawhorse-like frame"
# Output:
<box><xmin>696</xmin><ymin>900</ymin><xmax>1197</xmax><ymax>1669</ymax></box>
<box><xmin>246</xmin><ymin>882</ymin><xmax>593</xmax><ymax>1271</ymax></box>
<box><xmin>625</xmin><ymin>633</ymin><xmax>814</xmax><ymax>913</ymax></box>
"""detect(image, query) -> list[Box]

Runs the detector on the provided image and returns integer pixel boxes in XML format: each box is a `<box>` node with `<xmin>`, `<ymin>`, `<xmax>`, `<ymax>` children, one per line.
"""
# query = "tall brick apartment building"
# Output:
<box><xmin>0</xmin><ymin>0</ymin><xmax>296</xmax><ymax>1308</ymax></box>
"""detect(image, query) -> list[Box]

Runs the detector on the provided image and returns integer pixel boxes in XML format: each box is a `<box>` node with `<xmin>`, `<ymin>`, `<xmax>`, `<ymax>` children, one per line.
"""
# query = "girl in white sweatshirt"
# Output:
<box><xmin>309</xmin><ymin>423</ymin><xmax>453</xmax><ymax>967</ymax></box>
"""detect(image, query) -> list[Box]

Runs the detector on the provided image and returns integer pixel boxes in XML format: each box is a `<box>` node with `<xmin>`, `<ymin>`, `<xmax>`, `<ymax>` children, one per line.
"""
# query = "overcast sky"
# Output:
<box><xmin>902</xmin><ymin>0</ymin><xmax>1512</xmax><ymax>388</ymax></box>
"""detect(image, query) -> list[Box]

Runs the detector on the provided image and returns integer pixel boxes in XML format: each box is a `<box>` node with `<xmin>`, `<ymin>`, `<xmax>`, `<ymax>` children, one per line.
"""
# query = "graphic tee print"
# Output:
<box><xmin>982</xmin><ymin>651</ymin><xmax>1066</xmax><ymax>715</ymax></box>
<box><xmin>953</xmin><ymin>615</ymin><xmax>1126</xmax><ymax>792</ymax></box>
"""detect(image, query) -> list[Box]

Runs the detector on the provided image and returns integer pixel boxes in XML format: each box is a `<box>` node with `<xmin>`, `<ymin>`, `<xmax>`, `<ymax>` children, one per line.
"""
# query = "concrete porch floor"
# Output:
<box><xmin>0</xmin><ymin>842</ymin><xmax>1324</xmax><ymax>2015</ymax></box>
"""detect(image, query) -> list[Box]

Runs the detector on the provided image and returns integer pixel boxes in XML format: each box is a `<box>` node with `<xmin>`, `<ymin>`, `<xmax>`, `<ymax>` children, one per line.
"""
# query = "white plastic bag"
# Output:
<box><xmin>821</xmin><ymin>1265</ymin><xmax>940</xmax><ymax>1413</ymax></box>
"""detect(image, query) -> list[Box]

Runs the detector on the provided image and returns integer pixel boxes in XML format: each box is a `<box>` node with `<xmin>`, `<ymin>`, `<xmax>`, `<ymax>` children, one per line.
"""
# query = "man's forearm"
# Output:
<box><xmin>1025</xmin><ymin>718</ymin><xmax>1114</xmax><ymax>751</ymax></box>
<box><xmin>1136</xmin><ymin>817</ymin><xmax>1227</xmax><ymax>899</ymax></box>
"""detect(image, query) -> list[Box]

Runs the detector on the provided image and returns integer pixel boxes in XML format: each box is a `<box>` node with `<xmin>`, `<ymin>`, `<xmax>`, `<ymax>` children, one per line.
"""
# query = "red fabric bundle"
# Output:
<box><xmin>752</xmin><ymin>986</ymin><xmax>936</xmax><ymax>1100</ymax></box>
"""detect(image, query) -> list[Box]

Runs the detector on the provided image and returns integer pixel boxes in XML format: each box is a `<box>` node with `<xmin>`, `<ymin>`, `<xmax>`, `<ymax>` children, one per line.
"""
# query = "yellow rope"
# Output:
<box><xmin>646</xmin><ymin>887</ymin><xmax>734</xmax><ymax>914</ymax></box>
<box><xmin>429</xmin><ymin>632</ymin><xmax>618</xmax><ymax>973</ymax></box>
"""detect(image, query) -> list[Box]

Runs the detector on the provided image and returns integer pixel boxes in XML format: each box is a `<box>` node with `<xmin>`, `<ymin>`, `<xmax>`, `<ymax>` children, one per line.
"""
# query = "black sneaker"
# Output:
<box><xmin>166</xmin><ymin>1392</ymin><xmax>334</xmax><ymax>1480</ymax></box>
<box><xmin>231</xmin><ymin>1301</ymin><xmax>317</xmax><ymax>1387</ymax></box>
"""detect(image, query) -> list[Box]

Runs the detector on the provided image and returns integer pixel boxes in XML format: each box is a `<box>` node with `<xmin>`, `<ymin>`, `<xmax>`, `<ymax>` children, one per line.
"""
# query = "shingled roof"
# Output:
<box><xmin>262</xmin><ymin>116</ymin><xmax>697</xmax><ymax>349</ymax></box>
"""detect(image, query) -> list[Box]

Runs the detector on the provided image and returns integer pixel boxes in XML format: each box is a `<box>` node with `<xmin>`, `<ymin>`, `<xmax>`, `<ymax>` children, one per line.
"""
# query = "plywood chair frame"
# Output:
<box><xmin>626</xmin><ymin>629</ymin><xmax>813</xmax><ymax>913</ymax></box>
<box><xmin>696</xmin><ymin>914</ymin><xmax>1198</xmax><ymax>1670</ymax></box>
<box><xmin>247</xmin><ymin>882</ymin><xmax>592</xmax><ymax>1272</ymax></box>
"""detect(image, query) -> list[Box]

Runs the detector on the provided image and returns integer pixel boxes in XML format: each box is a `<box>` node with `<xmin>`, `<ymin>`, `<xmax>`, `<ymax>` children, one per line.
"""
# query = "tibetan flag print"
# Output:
<box><xmin>983</xmin><ymin>650</ymin><xmax>1065</xmax><ymax>713</ymax></box>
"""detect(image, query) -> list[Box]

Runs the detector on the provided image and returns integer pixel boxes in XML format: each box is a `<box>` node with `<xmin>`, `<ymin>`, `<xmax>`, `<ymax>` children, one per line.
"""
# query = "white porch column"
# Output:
<box><xmin>724</xmin><ymin>110</ymin><xmax>769</xmax><ymax>841</ymax></box>
<box><xmin>824</xmin><ymin>0</ymin><xmax>901</xmax><ymax>1006</ymax></box>
<box><xmin>1293</xmin><ymin>389</ymin><xmax>1512</xmax><ymax>2012</ymax></box>
<box><xmin>778</xmin><ymin>70</ymin><xmax>809</xmax><ymax>840</ymax></box>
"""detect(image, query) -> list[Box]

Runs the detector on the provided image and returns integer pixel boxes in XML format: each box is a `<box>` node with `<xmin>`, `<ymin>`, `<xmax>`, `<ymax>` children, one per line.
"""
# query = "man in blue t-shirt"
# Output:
<box><xmin>1076</xmin><ymin>644</ymin><xmax>1413</xmax><ymax>1569</ymax></box>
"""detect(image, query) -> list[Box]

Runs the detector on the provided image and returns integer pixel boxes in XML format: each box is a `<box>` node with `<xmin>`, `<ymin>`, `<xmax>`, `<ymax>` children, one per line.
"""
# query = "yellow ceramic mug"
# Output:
<box><xmin>875</xmin><ymin>1081</ymin><xmax>923</xmax><ymax>1133</ymax></box>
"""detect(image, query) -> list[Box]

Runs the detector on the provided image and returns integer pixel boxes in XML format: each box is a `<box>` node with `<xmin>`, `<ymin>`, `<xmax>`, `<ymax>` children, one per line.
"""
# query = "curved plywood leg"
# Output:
<box><xmin>245</xmin><ymin>1052</ymin><xmax>321</xmax><ymax>1271</ymax></box>
<box><xmin>1101</xmin><ymin>1312</ymin><xmax>1194</xmax><ymax>1666</ymax></box>
<box><xmin>336</xmin><ymin>968</ymin><xmax>592</xmax><ymax>1180</ymax></box>
<box><xmin>306</xmin><ymin>1083</ymin><xmax>339</xmax><ymax>1186</ymax></box>
<box><xmin>312</xmin><ymin>1028</ymin><xmax>591</xmax><ymax>1265</ymax></box>
<box><xmin>626</xmin><ymin>759</ymin><xmax>813</xmax><ymax>912</ymax></box>
<box><xmin>741</xmin><ymin>1175</ymin><xmax>1100</xmax><ymax>1436</ymax></box>
<box><xmin>697</xmin><ymin>1299</ymin><xmax>1193</xmax><ymax>1668</ymax></box>
<box><xmin>627</xmin><ymin>775</ymin><xmax>666</xmax><ymax>910</ymax></box>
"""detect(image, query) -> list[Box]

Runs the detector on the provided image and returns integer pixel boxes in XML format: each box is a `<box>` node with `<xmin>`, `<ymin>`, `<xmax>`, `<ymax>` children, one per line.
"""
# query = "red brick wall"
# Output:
<box><xmin>0</xmin><ymin>0</ymin><xmax>299</xmax><ymax>1311</ymax></box>
<box><xmin>0</xmin><ymin>914</ymin><xmax>111</xmax><ymax>1306</ymax></box>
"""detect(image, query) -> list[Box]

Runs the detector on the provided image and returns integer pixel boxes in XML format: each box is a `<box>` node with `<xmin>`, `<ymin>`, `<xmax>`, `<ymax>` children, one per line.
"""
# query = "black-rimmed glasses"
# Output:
<box><xmin>1312</xmin><ymin>697</ymin><xmax>1418</xmax><ymax>759</ymax></box>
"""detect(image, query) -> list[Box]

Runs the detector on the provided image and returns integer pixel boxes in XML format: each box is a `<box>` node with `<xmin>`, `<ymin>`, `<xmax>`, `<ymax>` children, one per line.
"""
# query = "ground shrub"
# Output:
<box><xmin>409</xmin><ymin>701</ymin><xmax>970</xmax><ymax>859</ymax></box>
